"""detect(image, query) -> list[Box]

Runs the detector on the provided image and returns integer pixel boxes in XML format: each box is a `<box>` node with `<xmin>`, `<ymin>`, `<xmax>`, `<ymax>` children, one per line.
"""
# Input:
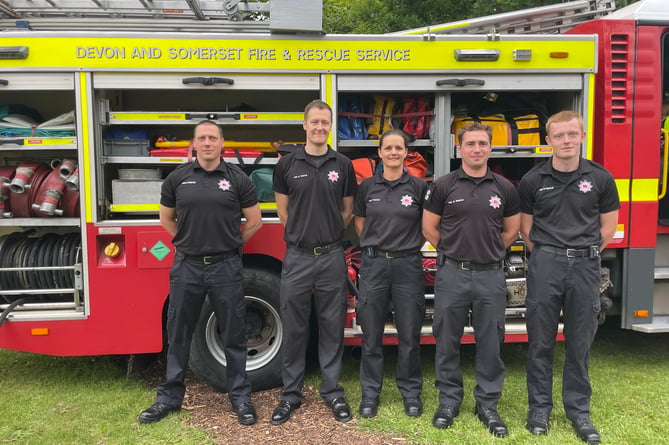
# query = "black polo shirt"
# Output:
<box><xmin>273</xmin><ymin>146</ymin><xmax>357</xmax><ymax>247</ymax></box>
<box><xmin>161</xmin><ymin>160</ymin><xmax>257</xmax><ymax>255</ymax></box>
<box><xmin>424</xmin><ymin>168</ymin><xmax>520</xmax><ymax>263</ymax></box>
<box><xmin>354</xmin><ymin>171</ymin><xmax>427</xmax><ymax>252</ymax></box>
<box><xmin>518</xmin><ymin>157</ymin><xmax>620</xmax><ymax>248</ymax></box>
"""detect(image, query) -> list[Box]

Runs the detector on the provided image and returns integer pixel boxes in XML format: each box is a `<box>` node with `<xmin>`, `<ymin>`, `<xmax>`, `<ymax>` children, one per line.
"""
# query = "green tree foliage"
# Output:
<box><xmin>323</xmin><ymin>0</ymin><xmax>636</xmax><ymax>34</ymax></box>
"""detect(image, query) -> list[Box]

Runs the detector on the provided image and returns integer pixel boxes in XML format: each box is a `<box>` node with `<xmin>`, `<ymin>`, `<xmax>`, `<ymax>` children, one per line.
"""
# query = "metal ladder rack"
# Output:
<box><xmin>0</xmin><ymin>0</ymin><xmax>271</xmax><ymax>32</ymax></box>
<box><xmin>393</xmin><ymin>0</ymin><xmax>616</xmax><ymax>36</ymax></box>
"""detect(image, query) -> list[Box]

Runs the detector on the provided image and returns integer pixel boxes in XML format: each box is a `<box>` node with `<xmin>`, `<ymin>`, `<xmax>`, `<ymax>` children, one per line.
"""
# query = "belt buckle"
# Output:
<box><xmin>202</xmin><ymin>255</ymin><xmax>214</xmax><ymax>264</ymax></box>
<box><xmin>460</xmin><ymin>261</ymin><xmax>471</xmax><ymax>271</ymax></box>
<box><xmin>566</xmin><ymin>248</ymin><xmax>577</xmax><ymax>258</ymax></box>
<box><xmin>313</xmin><ymin>246</ymin><xmax>326</xmax><ymax>256</ymax></box>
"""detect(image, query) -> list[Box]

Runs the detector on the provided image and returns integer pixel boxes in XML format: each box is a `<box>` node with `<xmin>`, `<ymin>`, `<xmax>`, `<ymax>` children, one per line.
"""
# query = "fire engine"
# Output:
<box><xmin>0</xmin><ymin>0</ymin><xmax>666</xmax><ymax>393</ymax></box>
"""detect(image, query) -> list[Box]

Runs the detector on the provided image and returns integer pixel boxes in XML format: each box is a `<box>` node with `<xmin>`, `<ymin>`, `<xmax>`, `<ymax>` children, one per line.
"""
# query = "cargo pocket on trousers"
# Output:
<box><xmin>356</xmin><ymin>295</ymin><xmax>368</xmax><ymax>325</ymax></box>
<box><xmin>432</xmin><ymin>311</ymin><xmax>442</xmax><ymax>337</ymax></box>
<box><xmin>235</xmin><ymin>300</ymin><xmax>246</xmax><ymax>319</ymax></box>
<box><xmin>234</xmin><ymin>301</ymin><xmax>247</xmax><ymax>342</ymax></box>
<box><xmin>497</xmin><ymin>319</ymin><xmax>506</xmax><ymax>343</ymax></box>
<box><xmin>165</xmin><ymin>306</ymin><xmax>176</xmax><ymax>331</ymax></box>
<box><xmin>416</xmin><ymin>294</ymin><xmax>426</xmax><ymax>315</ymax></box>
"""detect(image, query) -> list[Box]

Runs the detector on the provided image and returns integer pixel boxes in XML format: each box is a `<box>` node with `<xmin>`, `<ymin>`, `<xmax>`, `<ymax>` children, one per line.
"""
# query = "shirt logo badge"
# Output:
<box><xmin>400</xmin><ymin>195</ymin><xmax>413</xmax><ymax>207</ymax></box>
<box><xmin>425</xmin><ymin>189</ymin><xmax>431</xmax><ymax>201</ymax></box>
<box><xmin>578</xmin><ymin>179</ymin><xmax>593</xmax><ymax>193</ymax></box>
<box><xmin>489</xmin><ymin>195</ymin><xmax>502</xmax><ymax>209</ymax></box>
<box><xmin>327</xmin><ymin>170</ymin><xmax>339</xmax><ymax>183</ymax></box>
<box><xmin>218</xmin><ymin>179</ymin><xmax>231</xmax><ymax>191</ymax></box>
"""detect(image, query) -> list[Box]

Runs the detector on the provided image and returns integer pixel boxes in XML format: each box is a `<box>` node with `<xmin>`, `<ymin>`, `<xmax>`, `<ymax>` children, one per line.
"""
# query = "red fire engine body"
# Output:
<box><xmin>0</xmin><ymin>0</ymin><xmax>667</xmax><ymax>391</ymax></box>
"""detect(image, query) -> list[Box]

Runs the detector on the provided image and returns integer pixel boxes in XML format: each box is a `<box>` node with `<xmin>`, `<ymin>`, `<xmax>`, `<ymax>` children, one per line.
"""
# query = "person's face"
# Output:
<box><xmin>378</xmin><ymin>134</ymin><xmax>407</xmax><ymax>169</ymax></box>
<box><xmin>303</xmin><ymin>107</ymin><xmax>332</xmax><ymax>146</ymax></box>
<box><xmin>193</xmin><ymin>123</ymin><xmax>224</xmax><ymax>162</ymax></box>
<box><xmin>458</xmin><ymin>130</ymin><xmax>491</xmax><ymax>171</ymax></box>
<box><xmin>545</xmin><ymin>118</ymin><xmax>584</xmax><ymax>161</ymax></box>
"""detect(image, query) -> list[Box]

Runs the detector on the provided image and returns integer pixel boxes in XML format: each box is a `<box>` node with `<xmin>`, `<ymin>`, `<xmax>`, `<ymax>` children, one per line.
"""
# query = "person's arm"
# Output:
<box><xmin>354</xmin><ymin>216</ymin><xmax>365</xmax><ymax>237</ymax></box>
<box><xmin>600</xmin><ymin>210</ymin><xmax>619</xmax><ymax>251</ymax></box>
<box><xmin>275</xmin><ymin>192</ymin><xmax>289</xmax><ymax>227</ymax></box>
<box><xmin>520</xmin><ymin>212</ymin><xmax>534</xmax><ymax>251</ymax></box>
<box><xmin>241</xmin><ymin>204</ymin><xmax>263</xmax><ymax>243</ymax></box>
<box><xmin>159</xmin><ymin>205</ymin><xmax>178</xmax><ymax>237</ymax></box>
<box><xmin>341</xmin><ymin>196</ymin><xmax>354</xmax><ymax>228</ymax></box>
<box><xmin>501</xmin><ymin>213</ymin><xmax>521</xmax><ymax>248</ymax></box>
<box><xmin>422</xmin><ymin>209</ymin><xmax>441</xmax><ymax>249</ymax></box>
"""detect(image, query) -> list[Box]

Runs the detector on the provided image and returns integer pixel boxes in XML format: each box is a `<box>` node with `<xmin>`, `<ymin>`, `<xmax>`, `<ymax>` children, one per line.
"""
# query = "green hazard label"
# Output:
<box><xmin>150</xmin><ymin>241</ymin><xmax>171</xmax><ymax>261</ymax></box>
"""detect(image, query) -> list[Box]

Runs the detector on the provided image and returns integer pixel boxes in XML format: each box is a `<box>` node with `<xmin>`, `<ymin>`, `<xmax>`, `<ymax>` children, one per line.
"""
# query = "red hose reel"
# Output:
<box><xmin>1</xmin><ymin>159</ymin><xmax>80</xmax><ymax>218</ymax></box>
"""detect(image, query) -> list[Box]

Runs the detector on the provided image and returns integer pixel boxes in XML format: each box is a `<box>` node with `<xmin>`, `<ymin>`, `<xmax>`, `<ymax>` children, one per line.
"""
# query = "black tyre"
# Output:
<box><xmin>189</xmin><ymin>267</ymin><xmax>283</xmax><ymax>392</ymax></box>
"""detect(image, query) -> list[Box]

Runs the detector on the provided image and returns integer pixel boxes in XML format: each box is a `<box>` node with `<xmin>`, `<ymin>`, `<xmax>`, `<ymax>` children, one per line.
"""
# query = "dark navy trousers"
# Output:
<box><xmin>357</xmin><ymin>253</ymin><xmax>425</xmax><ymax>400</ymax></box>
<box><xmin>279</xmin><ymin>246</ymin><xmax>347</xmax><ymax>404</ymax></box>
<box><xmin>156</xmin><ymin>254</ymin><xmax>251</xmax><ymax>406</ymax></box>
<box><xmin>433</xmin><ymin>262</ymin><xmax>506</xmax><ymax>409</ymax></box>
<box><xmin>526</xmin><ymin>248</ymin><xmax>600</xmax><ymax>421</ymax></box>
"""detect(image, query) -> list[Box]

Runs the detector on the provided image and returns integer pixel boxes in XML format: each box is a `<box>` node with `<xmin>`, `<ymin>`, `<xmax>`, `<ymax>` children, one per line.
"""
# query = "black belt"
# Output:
<box><xmin>535</xmin><ymin>245</ymin><xmax>599</xmax><ymax>258</ymax></box>
<box><xmin>440</xmin><ymin>255</ymin><xmax>502</xmax><ymax>271</ymax></box>
<box><xmin>288</xmin><ymin>241</ymin><xmax>342</xmax><ymax>256</ymax></box>
<box><xmin>364</xmin><ymin>247</ymin><xmax>419</xmax><ymax>259</ymax></box>
<box><xmin>177</xmin><ymin>249</ymin><xmax>240</xmax><ymax>264</ymax></box>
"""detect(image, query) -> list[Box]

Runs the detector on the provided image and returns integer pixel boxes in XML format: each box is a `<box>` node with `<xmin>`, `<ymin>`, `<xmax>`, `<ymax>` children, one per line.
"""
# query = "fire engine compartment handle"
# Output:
<box><xmin>660</xmin><ymin>128</ymin><xmax>669</xmax><ymax>199</ymax></box>
<box><xmin>0</xmin><ymin>139</ymin><xmax>23</xmax><ymax>145</ymax></box>
<box><xmin>184</xmin><ymin>113</ymin><xmax>241</xmax><ymax>121</ymax></box>
<box><xmin>436</xmin><ymin>78</ymin><xmax>485</xmax><ymax>87</ymax></box>
<box><xmin>182</xmin><ymin>77</ymin><xmax>235</xmax><ymax>86</ymax></box>
<box><xmin>0</xmin><ymin>79</ymin><xmax>8</xmax><ymax>86</ymax></box>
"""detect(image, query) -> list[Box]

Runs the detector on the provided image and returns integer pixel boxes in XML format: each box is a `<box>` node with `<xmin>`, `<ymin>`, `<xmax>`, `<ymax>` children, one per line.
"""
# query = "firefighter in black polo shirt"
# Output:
<box><xmin>422</xmin><ymin>122</ymin><xmax>520</xmax><ymax>438</ymax></box>
<box><xmin>138</xmin><ymin>120</ymin><xmax>262</xmax><ymax>425</ymax></box>
<box><xmin>519</xmin><ymin>111</ymin><xmax>619</xmax><ymax>445</ymax></box>
<box><xmin>354</xmin><ymin>129</ymin><xmax>428</xmax><ymax>419</ymax></box>
<box><xmin>270</xmin><ymin>100</ymin><xmax>358</xmax><ymax>425</ymax></box>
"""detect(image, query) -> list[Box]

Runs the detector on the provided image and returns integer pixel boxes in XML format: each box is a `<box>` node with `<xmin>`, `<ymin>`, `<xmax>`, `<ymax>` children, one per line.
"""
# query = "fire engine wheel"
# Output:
<box><xmin>189</xmin><ymin>267</ymin><xmax>283</xmax><ymax>393</ymax></box>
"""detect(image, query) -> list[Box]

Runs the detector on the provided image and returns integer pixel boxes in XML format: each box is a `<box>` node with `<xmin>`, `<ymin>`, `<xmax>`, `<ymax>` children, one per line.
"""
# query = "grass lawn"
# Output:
<box><xmin>0</xmin><ymin>353</ymin><xmax>214</xmax><ymax>444</ymax></box>
<box><xmin>0</xmin><ymin>317</ymin><xmax>667</xmax><ymax>444</ymax></box>
<box><xmin>315</xmin><ymin>317</ymin><xmax>669</xmax><ymax>445</ymax></box>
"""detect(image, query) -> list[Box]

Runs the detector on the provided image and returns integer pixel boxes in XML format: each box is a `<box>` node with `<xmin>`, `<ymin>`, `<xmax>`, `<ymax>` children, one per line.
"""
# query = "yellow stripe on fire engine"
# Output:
<box><xmin>0</xmin><ymin>36</ymin><xmax>597</xmax><ymax>71</ymax></box>
<box><xmin>614</xmin><ymin>178</ymin><xmax>663</xmax><ymax>203</ymax></box>
<box><xmin>585</xmin><ymin>73</ymin><xmax>596</xmax><ymax>160</ymax></box>
<box><xmin>631</xmin><ymin>178</ymin><xmax>659</xmax><ymax>202</ymax></box>
<box><xmin>323</xmin><ymin>73</ymin><xmax>336</xmax><ymax>147</ymax></box>
<box><xmin>109</xmin><ymin>204</ymin><xmax>159</xmax><ymax>213</ymax></box>
<box><xmin>110</xmin><ymin>202</ymin><xmax>279</xmax><ymax>212</ymax></box>
<box><xmin>109</xmin><ymin>112</ymin><xmax>187</xmax><ymax>121</ymax></box>
<box><xmin>22</xmin><ymin>138</ymin><xmax>77</xmax><ymax>146</ymax></box>
<box><xmin>107</xmin><ymin>112</ymin><xmax>303</xmax><ymax>123</ymax></box>
<box><xmin>615</xmin><ymin>179</ymin><xmax>630</xmax><ymax>203</ymax></box>
<box><xmin>400</xmin><ymin>22</ymin><xmax>474</xmax><ymax>36</ymax></box>
<box><xmin>77</xmin><ymin>72</ymin><xmax>94</xmax><ymax>224</ymax></box>
<box><xmin>238</xmin><ymin>113</ymin><xmax>302</xmax><ymax>121</ymax></box>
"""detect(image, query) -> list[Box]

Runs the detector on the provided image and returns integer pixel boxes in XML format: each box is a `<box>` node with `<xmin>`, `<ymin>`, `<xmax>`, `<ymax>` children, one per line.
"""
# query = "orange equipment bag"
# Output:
<box><xmin>352</xmin><ymin>157</ymin><xmax>377</xmax><ymax>185</ymax></box>
<box><xmin>356</xmin><ymin>150</ymin><xmax>428</xmax><ymax>182</ymax></box>
<box><xmin>404</xmin><ymin>150</ymin><xmax>428</xmax><ymax>178</ymax></box>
